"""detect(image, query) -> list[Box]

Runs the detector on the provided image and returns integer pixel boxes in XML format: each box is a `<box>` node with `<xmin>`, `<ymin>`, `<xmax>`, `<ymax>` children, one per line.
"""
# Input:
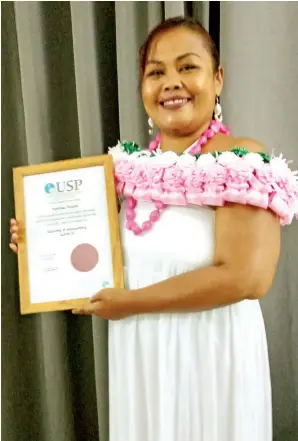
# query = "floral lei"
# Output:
<box><xmin>109</xmin><ymin>141</ymin><xmax>298</xmax><ymax>226</ymax></box>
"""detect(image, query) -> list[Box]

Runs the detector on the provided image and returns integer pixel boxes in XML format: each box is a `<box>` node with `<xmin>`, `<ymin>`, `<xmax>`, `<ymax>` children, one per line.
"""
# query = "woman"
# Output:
<box><xmin>10</xmin><ymin>17</ymin><xmax>298</xmax><ymax>441</ymax></box>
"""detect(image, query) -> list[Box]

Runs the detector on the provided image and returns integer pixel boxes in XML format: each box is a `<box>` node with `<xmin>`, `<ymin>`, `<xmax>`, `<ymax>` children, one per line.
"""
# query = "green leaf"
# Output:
<box><xmin>231</xmin><ymin>147</ymin><xmax>249</xmax><ymax>157</ymax></box>
<box><xmin>259</xmin><ymin>152</ymin><xmax>270</xmax><ymax>163</ymax></box>
<box><xmin>121</xmin><ymin>141</ymin><xmax>140</xmax><ymax>154</ymax></box>
<box><xmin>211</xmin><ymin>151</ymin><xmax>223</xmax><ymax>158</ymax></box>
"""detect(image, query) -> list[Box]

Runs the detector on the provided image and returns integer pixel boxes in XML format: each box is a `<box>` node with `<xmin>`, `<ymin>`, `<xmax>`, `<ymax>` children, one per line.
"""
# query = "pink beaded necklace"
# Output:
<box><xmin>125</xmin><ymin>120</ymin><xmax>230</xmax><ymax>235</ymax></box>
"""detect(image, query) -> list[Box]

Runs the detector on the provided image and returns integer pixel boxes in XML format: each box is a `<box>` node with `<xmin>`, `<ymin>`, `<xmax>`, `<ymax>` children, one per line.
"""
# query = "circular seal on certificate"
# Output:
<box><xmin>71</xmin><ymin>243</ymin><xmax>99</xmax><ymax>272</ymax></box>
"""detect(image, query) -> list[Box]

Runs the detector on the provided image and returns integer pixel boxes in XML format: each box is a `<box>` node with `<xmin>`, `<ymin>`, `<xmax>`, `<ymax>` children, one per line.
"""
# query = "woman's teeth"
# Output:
<box><xmin>162</xmin><ymin>98</ymin><xmax>190</xmax><ymax>109</ymax></box>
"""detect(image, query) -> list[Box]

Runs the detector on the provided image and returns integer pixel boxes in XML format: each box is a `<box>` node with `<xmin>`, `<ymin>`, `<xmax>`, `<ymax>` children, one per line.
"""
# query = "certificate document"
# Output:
<box><xmin>13</xmin><ymin>156</ymin><xmax>123</xmax><ymax>314</ymax></box>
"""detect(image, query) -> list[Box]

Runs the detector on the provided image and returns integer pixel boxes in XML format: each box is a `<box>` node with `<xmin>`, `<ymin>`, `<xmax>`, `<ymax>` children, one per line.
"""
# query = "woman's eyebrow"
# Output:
<box><xmin>146</xmin><ymin>52</ymin><xmax>201</xmax><ymax>65</ymax></box>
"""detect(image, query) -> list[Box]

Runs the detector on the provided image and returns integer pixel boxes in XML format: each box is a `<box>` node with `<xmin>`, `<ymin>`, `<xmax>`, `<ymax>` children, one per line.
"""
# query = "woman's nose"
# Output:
<box><xmin>162</xmin><ymin>71</ymin><xmax>183</xmax><ymax>92</ymax></box>
<box><xmin>163</xmin><ymin>83</ymin><xmax>182</xmax><ymax>92</ymax></box>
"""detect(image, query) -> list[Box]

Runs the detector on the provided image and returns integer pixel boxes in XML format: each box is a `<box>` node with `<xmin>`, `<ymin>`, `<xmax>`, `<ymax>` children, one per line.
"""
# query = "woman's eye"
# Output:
<box><xmin>147</xmin><ymin>69</ymin><xmax>164</xmax><ymax>77</ymax></box>
<box><xmin>180</xmin><ymin>65</ymin><xmax>197</xmax><ymax>72</ymax></box>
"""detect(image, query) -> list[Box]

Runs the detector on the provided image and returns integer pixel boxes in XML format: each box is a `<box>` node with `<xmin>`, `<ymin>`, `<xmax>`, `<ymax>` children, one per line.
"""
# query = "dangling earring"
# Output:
<box><xmin>214</xmin><ymin>96</ymin><xmax>223</xmax><ymax>122</ymax></box>
<box><xmin>148</xmin><ymin>117</ymin><xmax>154</xmax><ymax>135</ymax></box>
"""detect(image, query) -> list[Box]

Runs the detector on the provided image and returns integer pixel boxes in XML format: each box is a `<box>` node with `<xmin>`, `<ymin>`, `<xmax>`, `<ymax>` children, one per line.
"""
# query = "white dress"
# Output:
<box><xmin>109</xmin><ymin>200</ymin><xmax>272</xmax><ymax>441</ymax></box>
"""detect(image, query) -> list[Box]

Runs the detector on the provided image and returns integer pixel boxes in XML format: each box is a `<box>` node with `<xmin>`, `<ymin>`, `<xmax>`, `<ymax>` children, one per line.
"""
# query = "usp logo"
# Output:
<box><xmin>44</xmin><ymin>179</ymin><xmax>82</xmax><ymax>195</ymax></box>
<box><xmin>44</xmin><ymin>183</ymin><xmax>55</xmax><ymax>194</ymax></box>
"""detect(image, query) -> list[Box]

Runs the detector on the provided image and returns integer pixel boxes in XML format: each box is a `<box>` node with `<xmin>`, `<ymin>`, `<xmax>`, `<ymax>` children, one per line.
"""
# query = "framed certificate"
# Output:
<box><xmin>13</xmin><ymin>155</ymin><xmax>124</xmax><ymax>315</ymax></box>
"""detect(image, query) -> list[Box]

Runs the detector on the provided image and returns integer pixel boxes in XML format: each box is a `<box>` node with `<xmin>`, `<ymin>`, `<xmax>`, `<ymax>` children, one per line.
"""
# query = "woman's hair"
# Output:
<box><xmin>139</xmin><ymin>16</ymin><xmax>220</xmax><ymax>81</ymax></box>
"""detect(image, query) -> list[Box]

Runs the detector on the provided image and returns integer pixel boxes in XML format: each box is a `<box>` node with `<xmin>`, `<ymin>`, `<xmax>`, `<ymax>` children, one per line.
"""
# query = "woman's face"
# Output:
<box><xmin>141</xmin><ymin>27</ymin><xmax>224</xmax><ymax>137</ymax></box>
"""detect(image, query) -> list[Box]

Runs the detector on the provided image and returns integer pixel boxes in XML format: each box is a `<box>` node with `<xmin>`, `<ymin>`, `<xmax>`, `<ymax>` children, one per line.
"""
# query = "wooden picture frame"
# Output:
<box><xmin>13</xmin><ymin>155</ymin><xmax>124</xmax><ymax>315</ymax></box>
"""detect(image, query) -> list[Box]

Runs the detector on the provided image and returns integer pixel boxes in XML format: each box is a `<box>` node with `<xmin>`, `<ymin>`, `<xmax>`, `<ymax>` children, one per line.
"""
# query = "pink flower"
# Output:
<box><xmin>183</xmin><ymin>167</ymin><xmax>205</xmax><ymax>189</ymax></box>
<box><xmin>225</xmin><ymin>161</ymin><xmax>253</xmax><ymax>190</ymax></box>
<box><xmin>162</xmin><ymin>166</ymin><xmax>185</xmax><ymax>191</ymax></box>
<box><xmin>271</xmin><ymin>176</ymin><xmax>298</xmax><ymax>206</ymax></box>
<box><xmin>219</xmin><ymin>161</ymin><xmax>253</xmax><ymax>204</ymax></box>
<box><xmin>203</xmin><ymin>163</ymin><xmax>227</xmax><ymax>188</ymax></box>
<box><xmin>269</xmin><ymin>162</ymin><xmax>298</xmax><ymax>204</ymax></box>
<box><xmin>197</xmin><ymin>164</ymin><xmax>227</xmax><ymax>206</ymax></box>
<box><xmin>160</xmin><ymin>166</ymin><xmax>187</xmax><ymax>205</ymax></box>
<box><xmin>130</xmin><ymin>163</ymin><xmax>166</xmax><ymax>201</ymax></box>
<box><xmin>255</xmin><ymin>164</ymin><xmax>276</xmax><ymax>185</ymax></box>
<box><xmin>114</xmin><ymin>160</ymin><xmax>135</xmax><ymax>183</ymax></box>
<box><xmin>183</xmin><ymin>167</ymin><xmax>205</xmax><ymax>205</ymax></box>
<box><xmin>126</xmin><ymin>164</ymin><xmax>146</xmax><ymax>186</ymax></box>
<box><xmin>143</xmin><ymin>163</ymin><xmax>165</xmax><ymax>184</ymax></box>
<box><xmin>115</xmin><ymin>161</ymin><xmax>141</xmax><ymax>197</ymax></box>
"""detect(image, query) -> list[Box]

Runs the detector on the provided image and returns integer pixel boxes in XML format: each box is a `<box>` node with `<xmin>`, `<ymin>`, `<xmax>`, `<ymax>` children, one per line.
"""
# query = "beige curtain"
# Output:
<box><xmin>221</xmin><ymin>3</ymin><xmax>298</xmax><ymax>439</ymax></box>
<box><xmin>1</xmin><ymin>2</ymin><xmax>297</xmax><ymax>440</ymax></box>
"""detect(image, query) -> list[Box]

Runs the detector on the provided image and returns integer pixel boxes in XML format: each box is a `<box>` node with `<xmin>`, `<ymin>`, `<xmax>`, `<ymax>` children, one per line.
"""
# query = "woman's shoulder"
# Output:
<box><xmin>232</xmin><ymin>137</ymin><xmax>265</xmax><ymax>153</ymax></box>
<box><xmin>204</xmin><ymin>134</ymin><xmax>265</xmax><ymax>154</ymax></box>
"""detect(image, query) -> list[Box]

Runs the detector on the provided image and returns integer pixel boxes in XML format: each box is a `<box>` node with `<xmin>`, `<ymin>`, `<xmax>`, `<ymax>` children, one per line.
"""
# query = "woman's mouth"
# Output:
<box><xmin>160</xmin><ymin>97</ymin><xmax>192</xmax><ymax>110</ymax></box>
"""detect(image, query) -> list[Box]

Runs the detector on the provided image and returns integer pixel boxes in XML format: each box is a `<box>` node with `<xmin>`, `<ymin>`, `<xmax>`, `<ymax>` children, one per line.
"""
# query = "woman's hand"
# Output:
<box><xmin>9</xmin><ymin>219</ymin><xmax>19</xmax><ymax>254</ymax></box>
<box><xmin>72</xmin><ymin>288</ymin><xmax>135</xmax><ymax>320</ymax></box>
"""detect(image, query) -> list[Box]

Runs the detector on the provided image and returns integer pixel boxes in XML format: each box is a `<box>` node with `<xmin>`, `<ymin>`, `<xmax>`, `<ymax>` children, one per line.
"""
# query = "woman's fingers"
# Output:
<box><xmin>9</xmin><ymin>219</ymin><xmax>19</xmax><ymax>253</ymax></box>
<box><xmin>11</xmin><ymin>233</ymin><xmax>18</xmax><ymax>244</ymax></box>
<box><xmin>72</xmin><ymin>301</ymin><xmax>102</xmax><ymax>316</ymax></box>
<box><xmin>9</xmin><ymin>243</ymin><xmax>18</xmax><ymax>254</ymax></box>
<box><xmin>10</xmin><ymin>225</ymin><xmax>18</xmax><ymax>235</ymax></box>
<box><xmin>10</xmin><ymin>219</ymin><xmax>19</xmax><ymax>238</ymax></box>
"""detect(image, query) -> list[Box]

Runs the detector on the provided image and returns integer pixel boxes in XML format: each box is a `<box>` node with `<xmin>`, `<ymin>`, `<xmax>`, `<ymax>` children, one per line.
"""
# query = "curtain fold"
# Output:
<box><xmin>2</xmin><ymin>2</ymin><xmax>297</xmax><ymax>441</ymax></box>
<box><xmin>70</xmin><ymin>2</ymin><xmax>105</xmax><ymax>156</ymax></box>
<box><xmin>220</xmin><ymin>3</ymin><xmax>298</xmax><ymax>440</ymax></box>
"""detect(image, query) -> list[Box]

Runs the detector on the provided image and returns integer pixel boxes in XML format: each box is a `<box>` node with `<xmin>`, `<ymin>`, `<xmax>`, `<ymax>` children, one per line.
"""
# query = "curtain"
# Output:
<box><xmin>220</xmin><ymin>3</ymin><xmax>298</xmax><ymax>440</ymax></box>
<box><xmin>1</xmin><ymin>2</ymin><xmax>297</xmax><ymax>440</ymax></box>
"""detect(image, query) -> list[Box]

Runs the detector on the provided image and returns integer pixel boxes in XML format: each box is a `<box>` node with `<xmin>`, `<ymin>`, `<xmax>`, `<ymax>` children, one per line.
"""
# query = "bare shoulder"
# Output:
<box><xmin>204</xmin><ymin>134</ymin><xmax>266</xmax><ymax>154</ymax></box>
<box><xmin>233</xmin><ymin>137</ymin><xmax>266</xmax><ymax>153</ymax></box>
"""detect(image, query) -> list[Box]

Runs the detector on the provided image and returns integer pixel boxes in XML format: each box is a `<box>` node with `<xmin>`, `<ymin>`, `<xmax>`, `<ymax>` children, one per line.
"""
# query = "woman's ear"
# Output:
<box><xmin>215</xmin><ymin>66</ymin><xmax>224</xmax><ymax>96</ymax></box>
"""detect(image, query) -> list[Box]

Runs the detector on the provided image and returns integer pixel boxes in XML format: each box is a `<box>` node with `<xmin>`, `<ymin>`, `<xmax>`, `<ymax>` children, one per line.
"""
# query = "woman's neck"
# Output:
<box><xmin>159</xmin><ymin>121</ymin><xmax>211</xmax><ymax>154</ymax></box>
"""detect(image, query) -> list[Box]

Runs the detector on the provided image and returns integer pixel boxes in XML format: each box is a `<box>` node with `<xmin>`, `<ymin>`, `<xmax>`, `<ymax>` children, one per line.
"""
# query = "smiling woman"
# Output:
<box><xmin>9</xmin><ymin>14</ymin><xmax>298</xmax><ymax>441</ymax></box>
<box><xmin>141</xmin><ymin>22</ymin><xmax>224</xmax><ymax>151</ymax></box>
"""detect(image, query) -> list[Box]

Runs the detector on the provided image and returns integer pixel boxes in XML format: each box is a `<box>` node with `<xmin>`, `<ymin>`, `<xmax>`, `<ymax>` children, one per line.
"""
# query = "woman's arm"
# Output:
<box><xmin>72</xmin><ymin>138</ymin><xmax>283</xmax><ymax>319</ymax></box>
<box><xmin>130</xmin><ymin>202</ymin><xmax>280</xmax><ymax>315</ymax></box>
<box><xmin>129</xmin><ymin>138</ymin><xmax>281</xmax><ymax>314</ymax></box>
<box><xmin>73</xmin><ymin>194</ymin><xmax>281</xmax><ymax>319</ymax></box>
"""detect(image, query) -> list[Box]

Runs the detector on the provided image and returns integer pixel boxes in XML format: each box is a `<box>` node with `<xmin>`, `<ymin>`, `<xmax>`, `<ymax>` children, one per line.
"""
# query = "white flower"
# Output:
<box><xmin>196</xmin><ymin>153</ymin><xmax>216</xmax><ymax>166</ymax></box>
<box><xmin>134</xmin><ymin>151</ymin><xmax>151</xmax><ymax>163</ymax></box>
<box><xmin>244</xmin><ymin>152</ymin><xmax>264</xmax><ymax>169</ymax></box>
<box><xmin>151</xmin><ymin>151</ymin><xmax>178</xmax><ymax>166</ymax></box>
<box><xmin>270</xmin><ymin>157</ymin><xmax>291</xmax><ymax>174</ymax></box>
<box><xmin>217</xmin><ymin>151</ymin><xmax>239</xmax><ymax>165</ymax></box>
<box><xmin>128</xmin><ymin>151</ymin><xmax>142</xmax><ymax>160</ymax></box>
<box><xmin>108</xmin><ymin>142</ymin><xmax>128</xmax><ymax>160</ymax></box>
<box><xmin>177</xmin><ymin>153</ymin><xmax>196</xmax><ymax>166</ymax></box>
